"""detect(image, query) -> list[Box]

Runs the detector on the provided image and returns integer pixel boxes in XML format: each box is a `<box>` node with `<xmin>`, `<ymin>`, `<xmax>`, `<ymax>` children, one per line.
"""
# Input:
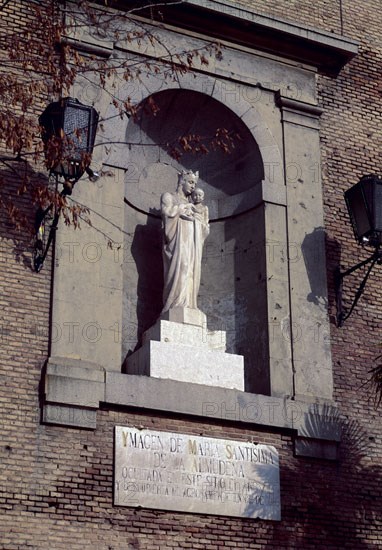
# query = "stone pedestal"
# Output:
<box><xmin>124</xmin><ymin>309</ymin><xmax>244</xmax><ymax>390</ymax></box>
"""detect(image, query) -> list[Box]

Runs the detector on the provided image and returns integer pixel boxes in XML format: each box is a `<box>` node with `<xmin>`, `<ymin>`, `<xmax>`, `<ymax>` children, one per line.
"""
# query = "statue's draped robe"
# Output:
<box><xmin>161</xmin><ymin>193</ymin><xmax>208</xmax><ymax>312</ymax></box>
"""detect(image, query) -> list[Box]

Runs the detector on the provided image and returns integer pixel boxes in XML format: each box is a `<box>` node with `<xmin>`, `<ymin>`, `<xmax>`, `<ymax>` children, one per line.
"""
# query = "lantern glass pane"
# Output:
<box><xmin>63</xmin><ymin>103</ymin><xmax>91</xmax><ymax>161</ymax></box>
<box><xmin>372</xmin><ymin>180</ymin><xmax>382</xmax><ymax>232</ymax></box>
<box><xmin>345</xmin><ymin>183</ymin><xmax>371</xmax><ymax>241</ymax></box>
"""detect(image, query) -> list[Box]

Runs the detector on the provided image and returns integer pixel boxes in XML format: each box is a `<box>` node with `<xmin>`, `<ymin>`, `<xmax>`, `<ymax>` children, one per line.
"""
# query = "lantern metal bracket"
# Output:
<box><xmin>33</xmin><ymin>175</ymin><xmax>65</xmax><ymax>273</ymax></box>
<box><xmin>335</xmin><ymin>248</ymin><xmax>382</xmax><ymax>327</ymax></box>
<box><xmin>33</xmin><ymin>166</ymin><xmax>99</xmax><ymax>272</ymax></box>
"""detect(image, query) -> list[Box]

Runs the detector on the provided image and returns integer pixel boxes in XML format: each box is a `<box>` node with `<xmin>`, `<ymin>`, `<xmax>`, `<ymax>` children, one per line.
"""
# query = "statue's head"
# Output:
<box><xmin>192</xmin><ymin>187</ymin><xmax>204</xmax><ymax>204</ymax></box>
<box><xmin>177</xmin><ymin>169</ymin><xmax>199</xmax><ymax>196</ymax></box>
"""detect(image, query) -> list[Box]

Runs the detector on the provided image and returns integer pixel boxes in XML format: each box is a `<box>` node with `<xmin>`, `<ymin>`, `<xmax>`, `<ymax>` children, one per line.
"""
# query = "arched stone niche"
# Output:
<box><xmin>42</xmin><ymin>1</ymin><xmax>356</xmax><ymax>429</ymax></box>
<box><xmin>122</xmin><ymin>86</ymin><xmax>282</xmax><ymax>394</ymax></box>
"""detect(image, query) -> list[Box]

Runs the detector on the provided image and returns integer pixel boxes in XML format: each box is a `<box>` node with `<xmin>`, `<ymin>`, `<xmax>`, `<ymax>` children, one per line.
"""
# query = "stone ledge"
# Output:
<box><xmin>62</xmin><ymin>36</ymin><xmax>113</xmax><ymax>58</ymax></box>
<box><xmin>106</xmin><ymin>373</ymin><xmax>293</xmax><ymax>428</ymax></box>
<box><xmin>42</xmin><ymin>364</ymin><xmax>342</xmax><ymax>459</ymax></box>
<box><xmin>106</xmin><ymin>373</ymin><xmax>340</xmax><ymax>440</ymax></box>
<box><xmin>107</xmin><ymin>375</ymin><xmax>341</xmax><ymax>460</ymax></box>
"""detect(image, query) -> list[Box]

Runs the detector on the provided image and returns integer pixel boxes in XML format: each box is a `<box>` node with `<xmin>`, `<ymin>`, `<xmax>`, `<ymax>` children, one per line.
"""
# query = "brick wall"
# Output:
<box><xmin>0</xmin><ymin>1</ymin><xmax>381</xmax><ymax>549</ymax></box>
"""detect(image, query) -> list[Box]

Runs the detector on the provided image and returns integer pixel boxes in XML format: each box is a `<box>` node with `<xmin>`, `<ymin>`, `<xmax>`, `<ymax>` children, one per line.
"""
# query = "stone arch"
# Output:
<box><xmin>103</xmin><ymin>73</ymin><xmax>284</xmax><ymax>196</ymax></box>
<box><xmin>124</xmin><ymin>87</ymin><xmax>264</xmax><ymax>219</ymax></box>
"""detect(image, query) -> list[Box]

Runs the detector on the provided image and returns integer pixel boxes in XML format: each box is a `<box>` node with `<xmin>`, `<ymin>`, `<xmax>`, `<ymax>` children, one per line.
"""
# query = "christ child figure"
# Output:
<box><xmin>191</xmin><ymin>187</ymin><xmax>209</xmax><ymax>233</ymax></box>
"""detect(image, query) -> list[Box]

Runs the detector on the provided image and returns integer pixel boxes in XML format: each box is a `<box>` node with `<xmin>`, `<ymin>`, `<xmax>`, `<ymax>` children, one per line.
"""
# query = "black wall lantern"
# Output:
<box><xmin>345</xmin><ymin>174</ymin><xmax>382</xmax><ymax>247</ymax></box>
<box><xmin>34</xmin><ymin>97</ymin><xmax>99</xmax><ymax>272</ymax></box>
<box><xmin>335</xmin><ymin>174</ymin><xmax>382</xmax><ymax>326</ymax></box>
<box><xmin>39</xmin><ymin>97</ymin><xmax>99</xmax><ymax>190</ymax></box>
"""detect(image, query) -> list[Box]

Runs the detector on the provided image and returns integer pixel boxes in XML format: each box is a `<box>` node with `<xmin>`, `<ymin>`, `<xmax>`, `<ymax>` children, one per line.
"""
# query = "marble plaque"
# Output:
<box><xmin>114</xmin><ymin>426</ymin><xmax>281</xmax><ymax>520</ymax></box>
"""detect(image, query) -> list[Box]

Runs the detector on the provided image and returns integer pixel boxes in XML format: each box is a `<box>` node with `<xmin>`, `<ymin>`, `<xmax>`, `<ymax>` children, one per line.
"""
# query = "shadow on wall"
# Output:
<box><xmin>302</xmin><ymin>227</ymin><xmax>329</xmax><ymax>306</ymax></box>
<box><xmin>301</xmin><ymin>226</ymin><xmax>342</xmax><ymax>324</ymax></box>
<box><xmin>263</xmin><ymin>406</ymin><xmax>378</xmax><ymax>548</ymax></box>
<box><xmin>0</xmin><ymin>160</ymin><xmax>49</xmax><ymax>270</ymax></box>
<box><xmin>129</xmin><ymin>208</ymin><xmax>163</xmax><ymax>351</ymax></box>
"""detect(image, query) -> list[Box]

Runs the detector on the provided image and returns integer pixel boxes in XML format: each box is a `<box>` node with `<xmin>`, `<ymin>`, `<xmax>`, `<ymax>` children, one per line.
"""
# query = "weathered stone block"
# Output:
<box><xmin>125</xmin><ymin>340</ymin><xmax>244</xmax><ymax>390</ymax></box>
<box><xmin>45</xmin><ymin>358</ymin><xmax>105</xmax><ymax>408</ymax></box>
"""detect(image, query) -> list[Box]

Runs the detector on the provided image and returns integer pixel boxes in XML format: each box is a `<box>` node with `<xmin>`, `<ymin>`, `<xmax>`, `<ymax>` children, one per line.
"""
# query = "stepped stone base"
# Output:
<box><xmin>124</xmin><ymin>311</ymin><xmax>244</xmax><ymax>390</ymax></box>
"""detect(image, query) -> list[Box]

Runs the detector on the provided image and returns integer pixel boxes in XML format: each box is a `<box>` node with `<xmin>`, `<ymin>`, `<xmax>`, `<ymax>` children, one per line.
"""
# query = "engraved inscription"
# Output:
<box><xmin>114</xmin><ymin>427</ymin><xmax>281</xmax><ymax>520</ymax></box>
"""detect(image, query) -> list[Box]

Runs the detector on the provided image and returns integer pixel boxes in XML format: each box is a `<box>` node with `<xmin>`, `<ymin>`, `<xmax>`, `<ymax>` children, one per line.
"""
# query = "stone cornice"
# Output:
<box><xmin>140</xmin><ymin>0</ymin><xmax>358</xmax><ymax>76</ymax></box>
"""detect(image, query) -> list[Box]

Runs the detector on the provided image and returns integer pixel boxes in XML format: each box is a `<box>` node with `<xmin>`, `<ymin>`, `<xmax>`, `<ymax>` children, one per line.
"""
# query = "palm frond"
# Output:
<box><xmin>369</xmin><ymin>361</ymin><xmax>382</xmax><ymax>408</ymax></box>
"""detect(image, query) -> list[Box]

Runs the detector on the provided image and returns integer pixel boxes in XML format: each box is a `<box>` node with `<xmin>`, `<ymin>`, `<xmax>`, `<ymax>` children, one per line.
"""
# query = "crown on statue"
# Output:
<box><xmin>178</xmin><ymin>169</ymin><xmax>199</xmax><ymax>186</ymax></box>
